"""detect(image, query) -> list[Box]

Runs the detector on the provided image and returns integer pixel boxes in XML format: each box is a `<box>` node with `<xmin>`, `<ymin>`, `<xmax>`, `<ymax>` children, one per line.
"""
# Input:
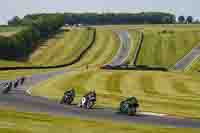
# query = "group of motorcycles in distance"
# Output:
<box><xmin>1</xmin><ymin>77</ymin><xmax>26</xmax><ymax>94</ymax></box>
<box><xmin>60</xmin><ymin>88</ymin><xmax>139</xmax><ymax>116</ymax></box>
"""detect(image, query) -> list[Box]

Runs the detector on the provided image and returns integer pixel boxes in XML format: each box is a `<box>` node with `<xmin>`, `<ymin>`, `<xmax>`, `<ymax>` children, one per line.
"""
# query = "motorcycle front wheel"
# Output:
<box><xmin>86</xmin><ymin>101</ymin><xmax>94</xmax><ymax>109</ymax></box>
<box><xmin>128</xmin><ymin>107</ymin><xmax>136</xmax><ymax>116</ymax></box>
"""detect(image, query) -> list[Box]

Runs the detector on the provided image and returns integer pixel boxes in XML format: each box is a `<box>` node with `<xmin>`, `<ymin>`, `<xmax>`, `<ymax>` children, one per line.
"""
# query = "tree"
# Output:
<box><xmin>8</xmin><ymin>16</ymin><xmax>21</xmax><ymax>25</ymax></box>
<box><xmin>194</xmin><ymin>19</ymin><xmax>200</xmax><ymax>24</ymax></box>
<box><xmin>186</xmin><ymin>16</ymin><xmax>193</xmax><ymax>24</ymax></box>
<box><xmin>162</xmin><ymin>16</ymin><xmax>176</xmax><ymax>24</ymax></box>
<box><xmin>178</xmin><ymin>16</ymin><xmax>185</xmax><ymax>23</ymax></box>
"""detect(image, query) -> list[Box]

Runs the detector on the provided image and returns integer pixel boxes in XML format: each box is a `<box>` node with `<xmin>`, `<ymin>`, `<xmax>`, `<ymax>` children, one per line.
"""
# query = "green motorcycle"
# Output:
<box><xmin>119</xmin><ymin>97</ymin><xmax>139</xmax><ymax>116</ymax></box>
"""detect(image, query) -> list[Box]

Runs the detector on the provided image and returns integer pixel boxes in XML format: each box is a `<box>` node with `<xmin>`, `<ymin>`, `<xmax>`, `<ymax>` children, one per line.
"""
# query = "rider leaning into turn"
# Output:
<box><xmin>84</xmin><ymin>90</ymin><xmax>96</xmax><ymax>101</ymax></box>
<box><xmin>64</xmin><ymin>88</ymin><xmax>75</xmax><ymax>97</ymax></box>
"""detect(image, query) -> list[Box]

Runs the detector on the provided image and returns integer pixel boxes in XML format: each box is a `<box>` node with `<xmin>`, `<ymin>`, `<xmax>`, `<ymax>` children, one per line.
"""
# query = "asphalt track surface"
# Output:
<box><xmin>0</xmin><ymin>92</ymin><xmax>200</xmax><ymax>128</ymax></box>
<box><xmin>174</xmin><ymin>43</ymin><xmax>200</xmax><ymax>70</ymax></box>
<box><xmin>109</xmin><ymin>31</ymin><xmax>130</xmax><ymax>66</ymax></box>
<box><xmin>0</xmin><ymin>31</ymin><xmax>200</xmax><ymax>128</ymax></box>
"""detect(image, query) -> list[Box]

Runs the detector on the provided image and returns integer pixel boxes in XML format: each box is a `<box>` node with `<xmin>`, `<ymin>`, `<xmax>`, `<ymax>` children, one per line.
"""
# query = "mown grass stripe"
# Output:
<box><xmin>71</xmin><ymin>29</ymin><xmax>120</xmax><ymax>68</ymax></box>
<box><xmin>94</xmin><ymin>30</ymin><xmax>120</xmax><ymax>65</ymax></box>
<box><xmin>153</xmin><ymin>74</ymin><xmax>177</xmax><ymax>96</ymax></box>
<box><xmin>139</xmin><ymin>74</ymin><xmax>158</xmax><ymax>95</ymax></box>
<box><xmin>105</xmin><ymin>72</ymin><xmax>123</xmax><ymax>94</ymax></box>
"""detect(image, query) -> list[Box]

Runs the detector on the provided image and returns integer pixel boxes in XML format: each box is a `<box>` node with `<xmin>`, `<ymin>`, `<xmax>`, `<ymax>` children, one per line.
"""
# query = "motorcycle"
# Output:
<box><xmin>60</xmin><ymin>89</ymin><xmax>75</xmax><ymax>105</ymax></box>
<box><xmin>2</xmin><ymin>82</ymin><xmax>12</xmax><ymax>94</ymax></box>
<box><xmin>119</xmin><ymin>97</ymin><xmax>139</xmax><ymax>116</ymax></box>
<box><xmin>79</xmin><ymin>92</ymin><xmax>96</xmax><ymax>109</ymax></box>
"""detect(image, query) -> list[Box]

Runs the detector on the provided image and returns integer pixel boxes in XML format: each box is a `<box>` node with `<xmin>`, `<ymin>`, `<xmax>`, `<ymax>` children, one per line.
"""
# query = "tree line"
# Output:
<box><xmin>63</xmin><ymin>12</ymin><xmax>176</xmax><ymax>25</ymax></box>
<box><xmin>177</xmin><ymin>16</ymin><xmax>198</xmax><ymax>24</ymax></box>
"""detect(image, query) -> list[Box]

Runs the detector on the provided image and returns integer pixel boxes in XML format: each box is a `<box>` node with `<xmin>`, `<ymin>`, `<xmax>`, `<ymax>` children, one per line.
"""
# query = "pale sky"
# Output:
<box><xmin>0</xmin><ymin>0</ymin><xmax>199</xmax><ymax>24</ymax></box>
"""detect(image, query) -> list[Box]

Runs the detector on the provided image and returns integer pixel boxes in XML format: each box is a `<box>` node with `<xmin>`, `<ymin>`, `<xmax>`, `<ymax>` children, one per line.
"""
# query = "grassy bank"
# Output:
<box><xmin>69</xmin><ymin>29</ymin><xmax>120</xmax><ymax>68</ymax></box>
<box><xmin>137</xmin><ymin>27</ymin><xmax>200</xmax><ymax>68</ymax></box>
<box><xmin>0</xmin><ymin>28</ymin><xmax>94</xmax><ymax>67</ymax></box>
<box><xmin>0</xmin><ymin>108</ymin><xmax>199</xmax><ymax>133</ymax></box>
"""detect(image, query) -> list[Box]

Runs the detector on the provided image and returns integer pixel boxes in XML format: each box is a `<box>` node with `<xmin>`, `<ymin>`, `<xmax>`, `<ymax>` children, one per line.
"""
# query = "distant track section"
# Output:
<box><xmin>108</xmin><ymin>31</ymin><xmax>130</xmax><ymax>66</ymax></box>
<box><xmin>174</xmin><ymin>43</ymin><xmax>200</xmax><ymax>71</ymax></box>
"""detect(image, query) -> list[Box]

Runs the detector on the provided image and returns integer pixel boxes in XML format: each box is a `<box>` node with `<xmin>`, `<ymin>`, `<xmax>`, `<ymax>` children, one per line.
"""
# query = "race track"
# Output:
<box><xmin>0</xmin><ymin>92</ymin><xmax>200</xmax><ymax>128</ymax></box>
<box><xmin>109</xmin><ymin>31</ymin><xmax>130</xmax><ymax>66</ymax></box>
<box><xmin>174</xmin><ymin>43</ymin><xmax>200</xmax><ymax>70</ymax></box>
<box><xmin>0</xmin><ymin>30</ymin><xmax>200</xmax><ymax>128</ymax></box>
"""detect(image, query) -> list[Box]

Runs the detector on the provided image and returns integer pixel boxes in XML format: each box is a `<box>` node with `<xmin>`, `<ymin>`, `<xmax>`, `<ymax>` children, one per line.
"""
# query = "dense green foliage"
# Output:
<box><xmin>8</xmin><ymin>16</ymin><xmax>21</xmax><ymax>25</ymax></box>
<box><xmin>22</xmin><ymin>13</ymin><xmax>65</xmax><ymax>37</ymax></box>
<box><xmin>0</xmin><ymin>26</ymin><xmax>25</xmax><ymax>37</ymax></box>
<box><xmin>0</xmin><ymin>14</ymin><xmax>65</xmax><ymax>60</ymax></box>
<box><xmin>64</xmin><ymin>12</ymin><xmax>176</xmax><ymax>25</ymax></box>
<box><xmin>0</xmin><ymin>27</ymin><xmax>39</xmax><ymax>59</ymax></box>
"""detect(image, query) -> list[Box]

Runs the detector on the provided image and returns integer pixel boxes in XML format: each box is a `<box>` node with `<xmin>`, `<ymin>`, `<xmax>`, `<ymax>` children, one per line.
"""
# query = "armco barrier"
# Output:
<box><xmin>133</xmin><ymin>32</ymin><xmax>144</xmax><ymax>65</ymax></box>
<box><xmin>101</xmin><ymin>65</ymin><xmax>168</xmax><ymax>72</ymax></box>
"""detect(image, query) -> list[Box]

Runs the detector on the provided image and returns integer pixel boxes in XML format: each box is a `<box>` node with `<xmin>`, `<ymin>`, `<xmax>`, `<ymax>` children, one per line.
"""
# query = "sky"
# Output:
<box><xmin>0</xmin><ymin>0</ymin><xmax>199</xmax><ymax>24</ymax></box>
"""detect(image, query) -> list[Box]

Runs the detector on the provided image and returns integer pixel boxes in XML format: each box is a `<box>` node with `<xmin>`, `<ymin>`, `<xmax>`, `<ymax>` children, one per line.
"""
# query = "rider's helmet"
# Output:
<box><xmin>92</xmin><ymin>89</ymin><xmax>96</xmax><ymax>93</ymax></box>
<box><xmin>64</xmin><ymin>88</ymin><xmax>75</xmax><ymax>96</ymax></box>
<box><xmin>91</xmin><ymin>89</ymin><xmax>96</xmax><ymax>98</ymax></box>
<box><xmin>71</xmin><ymin>88</ymin><xmax>75</xmax><ymax>94</ymax></box>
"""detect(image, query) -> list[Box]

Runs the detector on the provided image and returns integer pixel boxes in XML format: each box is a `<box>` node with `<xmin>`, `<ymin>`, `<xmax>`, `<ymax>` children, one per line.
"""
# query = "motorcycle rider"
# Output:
<box><xmin>80</xmin><ymin>90</ymin><xmax>96</xmax><ymax>109</ymax></box>
<box><xmin>2</xmin><ymin>82</ymin><xmax>12</xmax><ymax>94</ymax></box>
<box><xmin>60</xmin><ymin>88</ymin><xmax>75</xmax><ymax>104</ymax></box>
<box><xmin>64</xmin><ymin>88</ymin><xmax>75</xmax><ymax>97</ymax></box>
<box><xmin>20</xmin><ymin>76</ymin><xmax>26</xmax><ymax>85</ymax></box>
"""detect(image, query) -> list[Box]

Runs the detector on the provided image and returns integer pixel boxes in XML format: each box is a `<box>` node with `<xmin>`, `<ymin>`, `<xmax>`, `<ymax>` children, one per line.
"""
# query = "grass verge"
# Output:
<box><xmin>0</xmin><ymin>108</ymin><xmax>199</xmax><ymax>133</ymax></box>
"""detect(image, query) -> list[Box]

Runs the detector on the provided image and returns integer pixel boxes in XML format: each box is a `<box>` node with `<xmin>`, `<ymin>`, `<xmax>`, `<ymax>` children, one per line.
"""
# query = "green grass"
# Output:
<box><xmin>0</xmin><ymin>26</ymin><xmax>26</xmax><ymax>37</ymax></box>
<box><xmin>32</xmin><ymin>70</ymin><xmax>200</xmax><ymax>119</ymax></box>
<box><xmin>0</xmin><ymin>108</ymin><xmax>199</xmax><ymax>133</ymax></box>
<box><xmin>137</xmin><ymin>28</ymin><xmax>200</xmax><ymax>68</ymax></box>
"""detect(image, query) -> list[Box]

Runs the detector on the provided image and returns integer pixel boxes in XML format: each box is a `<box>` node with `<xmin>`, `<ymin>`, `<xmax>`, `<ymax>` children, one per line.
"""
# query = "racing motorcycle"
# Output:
<box><xmin>1</xmin><ymin>82</ymin><xmax>12</xmax><ymax>94</ymax></box>
<box><xmin>119</xmin><ymin>97</ymin><xmax>139</xmax><ymax>116</ymax></box>
<box><xmin>60</xmin><ymin>89</ymin><xmax>75</xmax><ymax>105</ymax></box>
<box><xmin>79</xmin><ymin>91</ymin><xmax>96</xmax><ymax>109</ymax></box>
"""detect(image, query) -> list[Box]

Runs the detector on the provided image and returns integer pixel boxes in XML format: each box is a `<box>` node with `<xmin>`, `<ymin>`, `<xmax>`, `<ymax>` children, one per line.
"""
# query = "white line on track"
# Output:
<box><xmin>139</xmin><ymin>112</ymin><xmax>167</xmax><ymax>117</ymax></box>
